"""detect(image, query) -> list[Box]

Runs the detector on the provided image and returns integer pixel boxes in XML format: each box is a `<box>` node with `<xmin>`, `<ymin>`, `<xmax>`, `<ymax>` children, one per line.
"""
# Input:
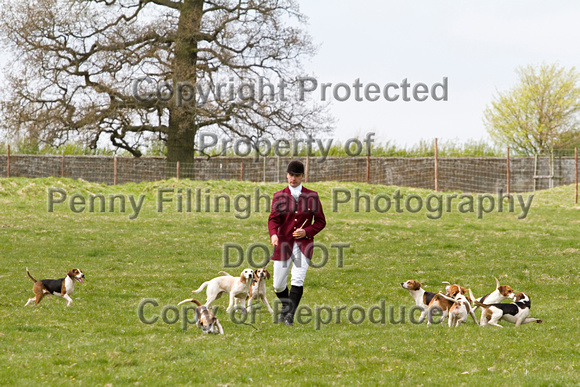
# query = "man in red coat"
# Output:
<box><xmin>268</xmin><ymin>160</ymin><xmax>326</xmax><ymax>326</ymax></box>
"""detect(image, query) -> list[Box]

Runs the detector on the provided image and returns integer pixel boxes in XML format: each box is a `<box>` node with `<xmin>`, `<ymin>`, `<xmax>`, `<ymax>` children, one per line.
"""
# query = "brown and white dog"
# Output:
<box><xmin>177</xmin><ymin>298</ymin><xmax>224</xmax><ymax>334</ymax></box>
<box><xmin>472</xmin><ymin>277</ymin><xmax>516</xmax><ymax>313</ymax></box>
<box><xmin>442</xmin><ymin>282</ymin><xmax>472</xmax><ymax>302</ymax></box>
<box><xmin>247</xmin><ymin>268</ymin><xmax>274</xmax><ymax>314</ymax></box>
<box><xmin>187</xmin><ymin>269</ymin><xmax>254</xmax><ymax>313</ymax></box>
<box><xmin>437</xmin><ymin>289</ymin><xmax>478</xmax><ymax>327</ymax></box>
<box><xmin>401</xmin><ymin>280</ymin><xmax>440</xmax><ymax>324</ymax></box>
<box><xmin>219</xmin><ymin>269</ymin><xmax>274</xmax><ymax>314</ymax></box>
<box><xmin>476</xmin><ymin>292</ymin><xmax>542</xmax><ymax>328</ymax></box>
<box><xmin>25</xmin><ymin>268</ymin><xmax>85</xmax><ymax>307</ymax></box>
<box><xmin>441</xmin><ymin>282</ymin><xmax>478</xmax><ymax>324</ymax></box>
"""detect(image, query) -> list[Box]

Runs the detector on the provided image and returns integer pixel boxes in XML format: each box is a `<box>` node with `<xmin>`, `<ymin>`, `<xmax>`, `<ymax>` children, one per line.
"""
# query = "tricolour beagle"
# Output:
<box><xmin>401</xmin><ymin>280</ymin><xmax>440</xmax><ymax>324</ymax></box>
<box><xmin>25</xmin><ymin>268</ymin><xmax>85</xmax><ymax>307</ymax></box>
<box><xmin>472</xmin><ymin>277</ymin><xmax>516</xmax><ymax>313</ymax></box>
<box><xmin>476</xmin><ymin>292</ymin><xmax>543</xmax><ymax>328</ymax></box>
<box><xmin>177</xmin><ymin>298</ymin><xmax>224</xmax><ymax>334</ymax></box>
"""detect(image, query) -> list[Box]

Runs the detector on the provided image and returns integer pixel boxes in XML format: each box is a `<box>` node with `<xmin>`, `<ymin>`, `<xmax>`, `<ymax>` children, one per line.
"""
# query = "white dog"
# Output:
<box><xmin>185</xmin><ymin>269</ymin><xmax>254</xmax><ymax>313</ymax></box>
<box><xmin>219</xmin><ymin>269</ymin><xmax>274</xmax><ymax>314</ymax></box>
<box><xmin>247</xmin><ymin>268</ymin><xmax>274</xmax><ymax>314</ymax></box>
<box><xmin>438</xmin><ymin>289</ymin><xmax>478</xmax><ymax>327</ymax></box>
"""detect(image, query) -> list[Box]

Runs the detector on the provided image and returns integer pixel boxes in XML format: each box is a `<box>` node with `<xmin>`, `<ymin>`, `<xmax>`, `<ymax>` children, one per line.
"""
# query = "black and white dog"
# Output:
<box><xmin>475</xmin><ymin>292</ymin><xmax>543</xmax><ymax>328</ymax></box>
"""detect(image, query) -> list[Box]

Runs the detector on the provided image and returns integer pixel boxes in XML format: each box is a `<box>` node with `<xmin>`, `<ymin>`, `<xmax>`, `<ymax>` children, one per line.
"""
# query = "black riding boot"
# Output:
<box><xmin>274</xmin><ymin>287</ymin><xmax>290</xmax><ymax>323</ymax></box>
<box><xmin>284</xmin><ymin>286</ymin><xmax>304</xmax><ymax>326</ymax></box>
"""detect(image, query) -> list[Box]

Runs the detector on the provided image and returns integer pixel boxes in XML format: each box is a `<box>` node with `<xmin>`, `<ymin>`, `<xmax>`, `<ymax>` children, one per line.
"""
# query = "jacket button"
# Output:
<box><xmin>294</xmin><ymin>219</ymin><xmax>297</xmax><ymax>221</ymax></box>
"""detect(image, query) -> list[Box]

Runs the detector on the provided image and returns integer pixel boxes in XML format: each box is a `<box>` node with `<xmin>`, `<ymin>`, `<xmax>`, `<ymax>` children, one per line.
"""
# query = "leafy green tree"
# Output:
<box><xmin>484</xmin><ymin>64</ymin><xmax>580</xmax><ymax>155</ymax></box>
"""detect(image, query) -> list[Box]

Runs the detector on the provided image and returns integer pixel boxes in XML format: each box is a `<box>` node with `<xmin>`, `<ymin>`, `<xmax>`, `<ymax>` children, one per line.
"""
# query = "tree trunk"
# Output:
<box><xmin>166</xmin><ymin>0</ymin><xmax>204</xmax><ymax>177</ymax></box>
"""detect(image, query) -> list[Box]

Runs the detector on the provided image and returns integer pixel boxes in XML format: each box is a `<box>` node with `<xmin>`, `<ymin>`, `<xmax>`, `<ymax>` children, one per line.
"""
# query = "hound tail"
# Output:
<box><xmin>474</xmin><ymin>300</ymin><xmax>487</xmax><ymax>308</ymax></box>
<box><xmin>467</xmin><ymin>288</ymin><xmax>477</xmax><ymax>304</ymax></box>
<box><xmin>26</xmin><ymin>268</ymin><xmax>37</xmax><ymax>283</ymax></box>
<box><xmin>192</xmin><ymin>281</ymin><xmax>209</xmax><ymax>294</ymax></box>
<box><xmin>177</xmin><ymin>298</ymin><xmax>202</xmax><ymax>307</ymax></box>
<box><xmin>436</xmin><ymin>292</ymin><xmax>459</xmax><ymax>304</ymax></box>
<box><xmin>218</xmin><ymin>271</ymin><xmax>233</xmax><ymax>277</ymax></box>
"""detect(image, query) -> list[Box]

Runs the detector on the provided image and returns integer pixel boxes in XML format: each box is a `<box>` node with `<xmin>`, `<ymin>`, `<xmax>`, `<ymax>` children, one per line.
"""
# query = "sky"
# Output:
<box><xmin>296</xmin><ymin>0</ymin><xmax>580</xmax><ymax>146</ymax></box>
<box><xmin>1</xmin><ymin>1</ymin><xmax>579</xmax><ymax>148</ymax></box>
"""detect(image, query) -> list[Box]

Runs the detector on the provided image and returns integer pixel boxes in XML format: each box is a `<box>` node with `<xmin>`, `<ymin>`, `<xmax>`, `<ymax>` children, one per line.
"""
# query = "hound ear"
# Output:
<box><xmin>67</xmin><ymin>269</ymin><xmax>75</xmax><ymax>278</ymax></box>
<box><xmin>265</xmin><ymin>269</ymin><xmax>271</xmax><ymax>280</ymax></box>
<box><xmin>240</xmin><ymin>273</ymin><xmax>246</xmax><ymax>284</ymax></box>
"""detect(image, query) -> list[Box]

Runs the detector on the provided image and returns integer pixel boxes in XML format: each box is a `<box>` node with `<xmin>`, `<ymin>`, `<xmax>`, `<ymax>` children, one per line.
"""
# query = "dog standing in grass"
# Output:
<box><xmin>25</xmin><ymin>268</ymin><xmax>85</xmax><ymax>307</ymax></box>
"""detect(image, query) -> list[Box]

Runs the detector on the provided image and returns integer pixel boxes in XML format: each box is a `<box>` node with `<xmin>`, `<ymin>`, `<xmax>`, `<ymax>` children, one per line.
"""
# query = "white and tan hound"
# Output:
<box><xmin>185</xmin><ymin>269</ymin><xmax>254</xmax><ymax>313</ymax></box>
<box><xmin>177</xmin><ymin>298</ymin><xmax>224</xmax><ymax>334</ymax></box>
<box><xmin>437</xmin><ymin>289</ymin><xmax>478</xmax><ymax>327</ymax></box>
<box><xmin>247</xmin><ymin>268</ymin><xmax>274</xmax><ymax>314</ymax></box>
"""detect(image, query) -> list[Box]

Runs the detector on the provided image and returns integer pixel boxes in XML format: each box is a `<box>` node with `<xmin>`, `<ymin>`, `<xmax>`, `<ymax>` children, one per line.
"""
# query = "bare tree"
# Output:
<box><xmin>0</xmin><ymin>0</ymin><xmax>330</xmax><ymax>166</ymax></box>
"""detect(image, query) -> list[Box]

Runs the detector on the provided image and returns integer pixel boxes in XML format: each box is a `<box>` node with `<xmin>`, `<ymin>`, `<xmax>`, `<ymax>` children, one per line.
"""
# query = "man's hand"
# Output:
<box><xmin>292</xmin><ymin>228</ymin><xmax>306</xmax><ymax>239</ymax></box>
<box><xmin>271</xmin><ymin>234</ymin><xmax>279</xmax><ymax>246</ymax></box>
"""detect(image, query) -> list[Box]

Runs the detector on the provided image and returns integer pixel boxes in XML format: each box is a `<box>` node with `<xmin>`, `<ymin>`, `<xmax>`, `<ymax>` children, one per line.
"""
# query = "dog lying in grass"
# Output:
<box><xmin>177</xmin><ymin>298</ymin><xmax>224</xmax><ymax>334</ymax></box>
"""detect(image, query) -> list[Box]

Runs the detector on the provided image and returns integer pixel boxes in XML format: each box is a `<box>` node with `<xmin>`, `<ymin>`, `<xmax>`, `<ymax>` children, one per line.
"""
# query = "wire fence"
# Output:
<box><xmin>1</xmin><ymin>147</ymin><xmax>578</xmax><ymax>201</ymax></box>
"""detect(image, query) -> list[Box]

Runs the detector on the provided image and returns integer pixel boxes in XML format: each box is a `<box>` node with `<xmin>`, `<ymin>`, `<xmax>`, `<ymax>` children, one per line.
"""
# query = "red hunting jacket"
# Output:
<box><xmin>268</xmin><ymin>186</ymin><xmax>326</xmax><ymax>261</ymax></box>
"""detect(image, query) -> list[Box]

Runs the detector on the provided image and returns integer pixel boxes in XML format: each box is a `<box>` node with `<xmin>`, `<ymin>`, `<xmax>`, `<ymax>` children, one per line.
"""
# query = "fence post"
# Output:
<box><xmin>366</xmin><ymin>145</ymin><xmax>370</xmax><ymax>184</ymax></box>
<box><xmin>575</xmin><ymin>147</ymin><xmax>578</xmax><ymax>204</ymax></box>
<box><xmin>434</xmin><ymin>138</ymin><xmax>438</xmax><ymax>192</ymax></box>
<box><xmin>6</xmin><ymin>145</ymin><xmax>10</xmax><ymax>178</ymax></box>
<box><xmin>176</xmin><ymin>161</ymin><xmax>180</xmax><ymax>180</ymax></box>
<box><xmin>61</xmin><ymin>155</ymin><xmax>65</xmax><ymax>178</ymax></box>
<box><xmin>305</xmin><ymin>156</ymin><xmax>309</xmax><ymax>183</ymax></box>
<box><xmin>240</xmin><ymin>161</ymin><xmax>244</xmax><ymax>181</ymax></box>
<box><xmin>113</xmin><ymin>156</ymin><xmax>118</xmax><ymax>185</ymax></box>
<box><xmin>506</xmin><ymin>146</ymin><xmax>510</xmax><ymax>195</ymax></box>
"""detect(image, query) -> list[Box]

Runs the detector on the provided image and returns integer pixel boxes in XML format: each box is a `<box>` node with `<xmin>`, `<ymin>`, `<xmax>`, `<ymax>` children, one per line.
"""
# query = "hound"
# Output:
<box><xmin>185</xmin><ymin>269</ymin><xmax>254</xmax><ymax>313</ymax></box>
<box><xmin>437</xmin><ymin>289</ymin><xmax>478</xmax><ymax>327</ymax></box>
<box><xmin>400</xmin><ymin>280</ymin><xmax>440</xmax><ymax>324</ymax></box>
<box><xmin>441</xmin><ymin>282</ymin><xmax>478</xmax><ymax>323</ymax></box>
<box><xmin>442</xmin><ymin>282</ymin><xmax>472</xmax><ymax>302</ymax></box>
<box><xmin>177</xmin><ymin>298</ymin><xmax>224</xmax><ymax>334</ymax></box>
<box><xmin>476</xmin><ymin>292</ymin><xmax>542</xmax><ymax>328</ymax></box>
<box><xmin>247</xmin><ymin>268</ymin><xmax>274</xmax><ymax>314</ymax></box>
<box><xmin>25</xmin><ymin>268</ymin><xmax>85</xmax><ymax>307</ymax></box>
<box><xmin>472</xmin><ymin>277</ymin><xmax>516</xmax><ymax>312</ymax></box>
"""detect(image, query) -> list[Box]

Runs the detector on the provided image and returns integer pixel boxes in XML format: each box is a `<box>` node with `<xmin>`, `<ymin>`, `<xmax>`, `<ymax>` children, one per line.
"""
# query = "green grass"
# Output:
<box><xmin>0</xmin><ymin>177</ymin><xmax>579</xmax><ymax>386</ymax></box>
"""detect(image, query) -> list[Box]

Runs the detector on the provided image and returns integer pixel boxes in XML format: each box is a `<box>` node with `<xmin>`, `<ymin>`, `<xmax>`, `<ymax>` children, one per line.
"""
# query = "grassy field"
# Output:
<box><xmin>0</xmin><ymin>177</ymin><xmax>578</xmax><ymax>386</ymax></box>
